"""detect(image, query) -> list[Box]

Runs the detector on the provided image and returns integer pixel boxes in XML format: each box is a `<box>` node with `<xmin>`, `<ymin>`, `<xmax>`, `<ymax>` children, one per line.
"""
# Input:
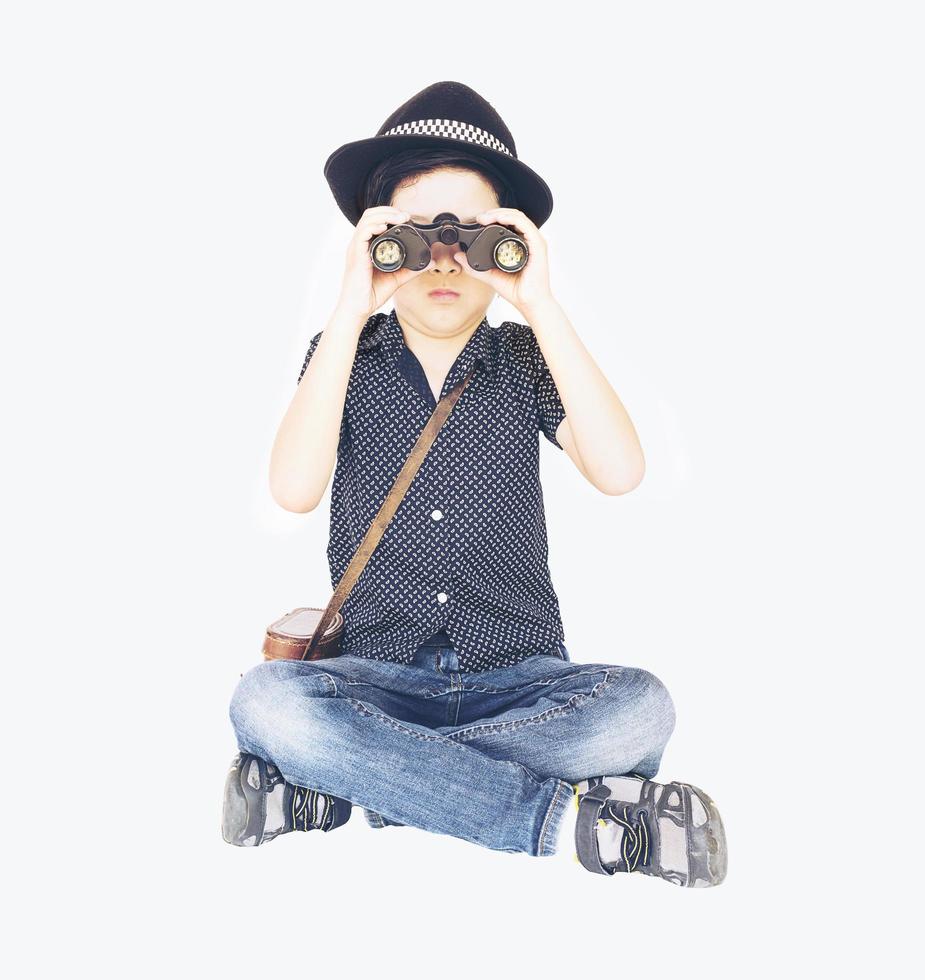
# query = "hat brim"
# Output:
<box><xmin>323</xmin><ymin>133</ymin><xmax>553</xmax><ymax>228</ymax></box>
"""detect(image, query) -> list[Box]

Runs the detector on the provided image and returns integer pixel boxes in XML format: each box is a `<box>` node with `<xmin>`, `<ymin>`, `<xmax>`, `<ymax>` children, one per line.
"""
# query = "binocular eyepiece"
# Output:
<box><xmin>369</xmin><ymin>212</ymin><xmax>529</xmax><ymax>274</ymax></box>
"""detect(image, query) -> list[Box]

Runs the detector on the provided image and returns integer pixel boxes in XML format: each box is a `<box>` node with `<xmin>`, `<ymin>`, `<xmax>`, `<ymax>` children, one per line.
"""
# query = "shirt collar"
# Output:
<box><xmin>361</xmin><ymin>307</ymin><xmax>497</xmax><ymax>382</ymax></box>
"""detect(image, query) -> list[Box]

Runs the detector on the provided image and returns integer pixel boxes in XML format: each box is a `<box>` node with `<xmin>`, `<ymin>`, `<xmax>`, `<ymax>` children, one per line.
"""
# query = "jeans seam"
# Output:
<box><xmin>458</xmin><ymin>667</ymin><xmax>611</xmax><ymax>696</ymax></box>
<box><xmin>538</xmin><ymin>779</ymin><xmax>568</xmax><ymax>857</ymax></box>
<box><xmin>334</xmin><ymin>678</ymin><xmax>452</xmax><ymax>700</ymax></box>
<box><xmin>446</xmin><ymin>670</ymin><xmax>616</xmax><ymax>741</ymax></box>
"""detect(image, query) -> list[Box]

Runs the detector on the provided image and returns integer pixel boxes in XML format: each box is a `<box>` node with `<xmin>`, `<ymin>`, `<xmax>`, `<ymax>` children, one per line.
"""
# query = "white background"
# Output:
<box><xmin>3</xmin><ymin>1</ymin><xmax>921</xmax><ymax>975</ymax></box>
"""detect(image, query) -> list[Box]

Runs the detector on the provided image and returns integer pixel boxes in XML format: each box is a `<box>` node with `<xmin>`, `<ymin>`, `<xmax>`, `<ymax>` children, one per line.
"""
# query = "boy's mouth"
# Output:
<box><xmin>428</xmin><ymin>289</ymin><xmax>460</xmax><ymax>301</ymax></box>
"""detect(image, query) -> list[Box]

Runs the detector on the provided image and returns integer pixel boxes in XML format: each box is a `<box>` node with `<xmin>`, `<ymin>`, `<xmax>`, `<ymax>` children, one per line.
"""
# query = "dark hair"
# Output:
<box><xmin>358</xmin><ymin>147</ymin><xmax>518</xmax><ymax>217</ymax></box>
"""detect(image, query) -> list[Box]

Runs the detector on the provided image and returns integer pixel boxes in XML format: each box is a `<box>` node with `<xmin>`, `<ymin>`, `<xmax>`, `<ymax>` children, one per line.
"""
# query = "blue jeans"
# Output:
<box><xmin>228</xmin><ymin>637</ymin><xmax>676</xmax><ymax>856</ymax></box>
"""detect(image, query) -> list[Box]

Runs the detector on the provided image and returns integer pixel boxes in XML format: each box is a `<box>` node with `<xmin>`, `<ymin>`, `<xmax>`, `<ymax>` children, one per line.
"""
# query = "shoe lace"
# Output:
<box><xmin>606</xmin><ymin>802</ymin><xmax>652</xmax><ymax>873</ymax></box>
<box><xmin>291</xmin><ymin>786</ymin><xmax>335</xmax><ymax>832</ymax></box>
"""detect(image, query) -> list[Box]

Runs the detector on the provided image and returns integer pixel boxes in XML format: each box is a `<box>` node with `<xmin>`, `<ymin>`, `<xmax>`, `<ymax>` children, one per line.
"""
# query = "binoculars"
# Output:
<box><xmin>369</xmin><ymin>211</ymin><xmax>529</xmax><ymax>274</ymax></box>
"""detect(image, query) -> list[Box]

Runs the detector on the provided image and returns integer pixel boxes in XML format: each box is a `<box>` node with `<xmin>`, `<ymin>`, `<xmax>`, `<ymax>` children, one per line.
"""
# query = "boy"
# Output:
<box><xmin>222</xmin><ymin>81</ymin><xmax>727</xmax><ymax>887</ymax></box>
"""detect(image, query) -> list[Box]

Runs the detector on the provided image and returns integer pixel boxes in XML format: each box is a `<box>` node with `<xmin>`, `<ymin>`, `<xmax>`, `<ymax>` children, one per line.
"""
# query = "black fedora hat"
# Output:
<box><xmin>323</xmin><ymin>80</ymin><xmax>554</xmax><ymax>228</ymax></box>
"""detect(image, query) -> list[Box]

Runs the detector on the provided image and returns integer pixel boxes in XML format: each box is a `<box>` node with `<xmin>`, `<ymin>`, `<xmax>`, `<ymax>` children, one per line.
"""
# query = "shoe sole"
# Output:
<box><xmin>222</xmin><ymin>754</ymin><xmax>269</xmax><ymax>847</ymax></box>
<box><xmin>683</xmin><ymin>783</ymin><xmax>728</xmax><ymax>887</ymax></box>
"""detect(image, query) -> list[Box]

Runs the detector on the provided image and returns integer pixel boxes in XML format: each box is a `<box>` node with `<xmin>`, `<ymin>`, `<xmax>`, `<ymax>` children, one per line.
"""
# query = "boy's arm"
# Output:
<box><xmin>526</xmin><ymin>298</ymin><xmax>645</xmax><ymax>495</ymax></box>
<box><xmin>269</xmin><ymin>305</ymin><xmax>365</xmax><ymax>513</ymax></box>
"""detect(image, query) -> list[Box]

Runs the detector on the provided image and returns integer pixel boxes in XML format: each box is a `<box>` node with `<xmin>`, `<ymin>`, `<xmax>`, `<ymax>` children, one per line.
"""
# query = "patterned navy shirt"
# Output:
<box><xmin>296</xmin><ymin>307</ymin><xmax>567</xmax><ymax>672</ymax></box>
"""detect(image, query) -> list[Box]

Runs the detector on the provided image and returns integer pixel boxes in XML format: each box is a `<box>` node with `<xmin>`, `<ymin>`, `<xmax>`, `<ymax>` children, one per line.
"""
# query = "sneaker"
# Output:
<box><xmin>221</xmin><ymin>752</ymin><xmax>352</xmax><ymax>847</ymax></box>
<box><xmin>573</xmin><ymin>774</ymin><xmax>727</xmax><ymax>887</ymax></box>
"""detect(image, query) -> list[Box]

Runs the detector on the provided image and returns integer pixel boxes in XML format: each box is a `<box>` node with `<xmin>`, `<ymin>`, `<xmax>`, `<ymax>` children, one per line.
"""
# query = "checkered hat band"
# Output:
<box><xmin>381</xmin><ymin>118</ymin><xmax>513</xmax><ymax>157</ymax></box>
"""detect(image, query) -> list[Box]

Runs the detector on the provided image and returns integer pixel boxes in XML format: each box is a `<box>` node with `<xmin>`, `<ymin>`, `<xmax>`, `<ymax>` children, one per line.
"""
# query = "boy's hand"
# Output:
<box><xmin>336</xmin><ymin>206</ymin><xmax>432</xmax><ymax>321</ymax></box>
<box><xmin>452</xmin><ymin>207</ymin><xmax>555</xmax><ymax>318</ymax></box>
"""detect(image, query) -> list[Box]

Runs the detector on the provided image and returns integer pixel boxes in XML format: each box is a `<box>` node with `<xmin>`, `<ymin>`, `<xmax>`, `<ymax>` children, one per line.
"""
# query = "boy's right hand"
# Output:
<box><xmin>335</xmin><ymin>206</ymin><xmax>434</xmax><ymax>321</ymax></box>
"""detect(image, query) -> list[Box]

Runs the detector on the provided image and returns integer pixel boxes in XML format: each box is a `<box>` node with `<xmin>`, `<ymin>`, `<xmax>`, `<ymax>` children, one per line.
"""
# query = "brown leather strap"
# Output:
<box><xmin>302</xmin><ymin>365</ymin><xmax>476</xmax><ymax>660</ymax></box>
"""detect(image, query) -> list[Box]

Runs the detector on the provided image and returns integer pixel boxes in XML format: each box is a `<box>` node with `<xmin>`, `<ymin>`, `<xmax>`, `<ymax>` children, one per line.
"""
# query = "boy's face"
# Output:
<box><xmin>390</xmin><ymin>168</ymin><xmax>498</xmax><ymax>337</ymax></box>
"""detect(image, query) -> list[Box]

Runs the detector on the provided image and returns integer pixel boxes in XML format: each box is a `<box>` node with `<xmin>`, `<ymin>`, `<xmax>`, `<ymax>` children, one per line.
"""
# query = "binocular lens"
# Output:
<box><xmin>494</xmin><ymin>238</ymin><xmax>527</xmax><ymax>272</ymax></box>
<box><xmin>372</xmin><ymin>238</ymin><xmax>404</xmax><ymax>271</ymax></box>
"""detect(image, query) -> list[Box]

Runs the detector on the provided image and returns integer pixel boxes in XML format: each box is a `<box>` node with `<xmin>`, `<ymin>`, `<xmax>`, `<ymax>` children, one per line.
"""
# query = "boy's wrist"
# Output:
<box><xmin>329</xmin><ymin>302</ymin><xmax>371</xmax><ymax>337</ymax></box>
<box><xmin>520</xmin><ymin>294</ymin><xmax>563</xmax><ymax>323</ymax></box>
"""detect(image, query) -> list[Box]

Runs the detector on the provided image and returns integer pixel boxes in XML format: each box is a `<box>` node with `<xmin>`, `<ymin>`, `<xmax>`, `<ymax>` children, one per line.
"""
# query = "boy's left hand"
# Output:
<box><xmin>453</xmin><ymin>207</ymin><xmax>555</xmax><ymax>316</ymax></box>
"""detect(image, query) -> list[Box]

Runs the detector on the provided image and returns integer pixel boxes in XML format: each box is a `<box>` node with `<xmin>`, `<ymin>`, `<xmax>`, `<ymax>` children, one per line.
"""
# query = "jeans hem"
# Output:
<box><xmin>537</xmin><ymin>778</ymin><xmax>573</xmax><ymax>857</ymax></box>
<box><xmin>363</xmin><ymin>807</ymin><xmax>387</xmax><ymax>829</ymax></box>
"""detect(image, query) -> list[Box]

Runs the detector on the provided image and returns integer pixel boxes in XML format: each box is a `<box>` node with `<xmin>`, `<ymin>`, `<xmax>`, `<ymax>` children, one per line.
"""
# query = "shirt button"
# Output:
<box><xmin>436</xmin><ymin>592</ymin><xmax>448</xmax><ymax>604</ymax></box>
<box><xmin>431</xmin><ymin>509</ymin><xmax>443</xmax><ymax>521</ymax></box>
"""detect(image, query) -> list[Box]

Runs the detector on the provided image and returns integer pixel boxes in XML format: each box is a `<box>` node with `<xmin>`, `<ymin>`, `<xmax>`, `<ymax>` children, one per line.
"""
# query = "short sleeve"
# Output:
<box><xmin>296</xmin><ymin>330</ymin><xmax>323</xmax><ymax>386</ymax></box>
<box><xmin>529</xmin><ymin>330</ymin><xmax>567</xmax><ymax>450</ymax></box>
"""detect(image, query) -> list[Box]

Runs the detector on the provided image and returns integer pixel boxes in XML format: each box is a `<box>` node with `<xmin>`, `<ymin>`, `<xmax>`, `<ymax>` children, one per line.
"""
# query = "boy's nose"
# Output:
<box><xmin>429</xmin><ymin>242</ymin><xmax>461</xmax><ymax>271</ymax></box>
